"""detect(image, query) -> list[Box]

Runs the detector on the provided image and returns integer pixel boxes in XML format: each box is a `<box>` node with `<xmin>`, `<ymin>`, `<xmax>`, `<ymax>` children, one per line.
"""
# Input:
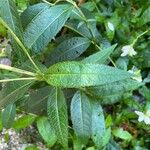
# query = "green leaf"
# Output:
<box><xmin>82</xmin><ymin>44</ymin><xmax>117</xmax><ymax>64</ymax></box>
<box><xmin>24</xmin><ymin>86</ymin><xmax>52</xmax><ymax>114</ymax></box>
<box><xmin>16</xmin><ymin>0</ymin><xmax>29</xmax><ymax>10</ymax></box>
<box><xmin>66</xmin><ymin>19</ymin><xmax>100</xmax><ymax>40</ymax></box>
<box><xmin>69</xmin><ymin>8</ymin><xmax>100</xmax><ymax>40</ymax></box>
<box><xmin>112</xmin><ymin>128</ymin><xmax>132</xmax><ymax>141</ymax></box>
<box><xmin>100</xmin><ymin>94</ymin><xmax>124</xmax><ymax>104</ymax></box>
<box><xmin>0</xmin><ymin>0</ymin><xmax>25</xmax><ymax>61</ymax></box>
<box><xmin>46</xmin><ymin>37</ymin><xmax>91</xmax><ymax>66</ymax></box>
<box><xmin>47</xmin><ymin>87</ymin><xmax>68</xmax><ymax>149</ymax></box>
<box><xmin>87</xmin><ymin>79</ymin><xmax>143</xmax><ymax>102</ymax></box>
<box><xmin>0</xmin><ymin>23</ymin><xmax>7</xmax><ymax>37</ymax></box>
<box><xmin>106</xmin><ymin>115</ymin><xmax>113</xmax><ymax>128</ymax></box>
<box><xmin>0</xmin><ymin>80</ymin><xmax>34</xmax><ymax>108</ymax></box>
<box><xmin>91</xmin><ymin>100</ymin><xmax>108</xmax><ymax>149</ymax></box>
<box><xmin>24</xmin><ymin>4</ymin><xmax>73</xmax><ymax>52</ymax></box>
<box><xmin>13</xmin><ymin>115</ymin><xmax>36</xmax><ymax>129</ymax></box>
<box><xmin>21</xmin><ymin>3</ymin><xmax>50</xmax><ymax>29</ymax></box>
<box><xmin>81</xmin><ymin>2</ymin><xmax>95</xmax><ymax>11</ymax></box>
<box><xmin>25</xmin><ymin>145</ymin><xmax>39</xmax><ymax>150</ymax></box>
<box><xmin>0</xmin><ymin>0</ymin><xmax>23</xmax><ymax>39</ymax></box>
<box><xmin>73</xmin><ymin>135</ymin><xmax>83</xmax><ymax>150</ymax></box>
<box><xmin>106</xmin><ymin>139</ymin><xmax>121</xmax><ymax>150</ymax></box>
<box><xmin>37</xmin><ymin>117</ymin><xmax>57</xmax><ymax>147</ymax></box>
<box><xmin>45</xmin><ymin>61</ymin><xmax>132</xmax><ymax>88</ymax></box>
<box><xmin>0</xmin><ymin>112</ymin><xmax>3</xmax><ymax>131</ymax></box>
<box><xmin>71</xmin><ymin>91</ymin><xmax>91</xmax><ymax>144</ymax></box>
<box><xmin>2</xmin><ymin>104</ymin><xmax>16</xmax><ymax>129</ymax></box>
<box><xmin>139</xmin><ymin>6</ymin><xmax>150</xmax><ymax>26</ymax></box>
<box><xmin>86</xmin><ymin>147</ymin><xmax>96</xmax><ymax>150</ymax></box>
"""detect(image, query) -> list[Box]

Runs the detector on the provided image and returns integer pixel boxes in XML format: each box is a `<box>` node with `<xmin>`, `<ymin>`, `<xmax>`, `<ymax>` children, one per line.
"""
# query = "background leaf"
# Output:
<box><xmin>0</xmin><ymin>80</ymin><xmax>34</xmax><ymax>108</ymax></box>
<box><xmin>2</xmin><ymin>104</ymin><xmax>16</xmax><ymax>129</ymax></box>
<box><xmin>24</xmin><ymin>86</ymin><xmax>52</xmax><ymax>114</ymax></box>
<box><xmin>0</xmin><ymin>0</ymin><xmax>23</xmax><ymax>39</ymax></box>
<box><xmin>37</xmin><ymin>117</ymin><xmax>57</xmax><ymax>147</ymax></box>
<box><xmin>0</xmin><ymin>0</ymin><xmax>25</xmax><ymax>62</ymax></box>
<box><xmin>13</xmin><ymin>114</ymin><xmax>36</xmax><ymax>129</ymax></box>
<box><xmin>139</xmin><ymin>6</ymin><xmax>150</xmax><ymax>26</ymax></box>
<box><xmin>112</xmin><ymin>128</ymin><xmax>133</xmax><ymax>141</ymax></box>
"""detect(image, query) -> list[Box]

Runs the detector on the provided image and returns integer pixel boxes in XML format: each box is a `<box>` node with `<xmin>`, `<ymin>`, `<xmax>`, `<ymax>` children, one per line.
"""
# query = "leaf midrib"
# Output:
<box><xmin>47</xmin><ymin>73</ymin><xmax>129</xmax><ymax>76</ymax></box>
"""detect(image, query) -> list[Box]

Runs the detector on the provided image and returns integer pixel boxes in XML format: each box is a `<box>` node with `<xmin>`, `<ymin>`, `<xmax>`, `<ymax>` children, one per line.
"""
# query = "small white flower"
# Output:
<box><xmin>121</xmin><ymin>45</ymin><xmax>137</xmax><ymax>57</ymax></box>
<box><xmin>135</xmin><ymin>110</ymin><xmax>150</xmax><ymax>124</ymax></box>
<box><xmin>128</xmin><ymin>66</ymin><xmax>142</xmax><ymax>82</ymax></box>
<box><xmin>108</xmin><ymin>22</ymin><xmax>114</xmax><ymax>31</ymax></box>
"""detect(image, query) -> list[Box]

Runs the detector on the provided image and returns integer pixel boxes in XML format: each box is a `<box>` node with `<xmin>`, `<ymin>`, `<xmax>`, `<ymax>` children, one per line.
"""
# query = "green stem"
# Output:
<box><xmin>0</xmin><ymin>64</ymin><xmax>36</xmax><ymax>76</ymax></box>
<box><xmin>131</xmin><ymin>29</ymin><xmax>150</xmax><ymax>46</ymax></box>
<box><xmin>0</xmin><ymin>77</ymin><xmax>36</xmax><ymax>83</ymax></box>
<box><xmin>92</xmin><ymin>0</ymin><xmax>100</xmax><ymax>13</ymax></box>
<box><xmin>92</xmin><ymin>40</ymin><xmax>117</xmax><ymax>67</ymax></box>
<box><xmin>0</xmin><ymin>18</ymin><xmax>41</xmax><ymax>73</ymax></box>
<box><xmin>41</xmin><ymin>0</ymin><xmax>54</xmax><ymax>5</ymax></box>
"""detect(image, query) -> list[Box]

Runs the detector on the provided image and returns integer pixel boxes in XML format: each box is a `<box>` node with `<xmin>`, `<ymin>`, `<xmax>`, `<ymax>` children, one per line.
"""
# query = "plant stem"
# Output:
<box><xmin>131</xmin><ymin>28</ymin><xmax>150</xmax><ymax>46</ymax></box>
<box><xmin>95</xmin><ymin>44</ymin><xmax>117</xmax><ymax>67</ymax></box>
<box><xmin>41</xmin><ymin>0</ymin><xmax>54</xmax><ymax>5</ymax></box>
<box><xmin>0</xmin><ymin>64</ymin><xmax>36</xmax><ymax>76</ymax></box>
<box><xmin>0</xmin><ymin>77</ymin><xmax>36</xmax><ymax>83</ymax></box>
<box><xmin>0</xmin><ymin>18</ymin><xmax>41</xmax><ymax>73</ymax></box>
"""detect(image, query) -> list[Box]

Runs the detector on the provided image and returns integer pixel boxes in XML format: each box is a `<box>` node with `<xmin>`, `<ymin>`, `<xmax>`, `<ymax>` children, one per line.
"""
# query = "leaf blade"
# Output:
<box><xmin>45</xmin><ymin>61</ymin><xmax>133</xmax><ymax>88</ymax></box>
<box><xmin>0</xmin><ymin>80</ymin><xmax>34</xmax><ymax>108</ymax></box>
<box><xmin>0</xmin><ymin>0</ymin><xmax>23</xmax><ymax>39</ymax></box>
<box><xmin>37</xmin><ymin>117</ymin><xmax>57</xmax><ymax>147</ymax></box>
<box><xmin>21</xmin><ymin>3</ymin><xmax>50</xmax><ymax>29</ymax></box>
<box><xmin>46</xmin><ymin>37</ymin><xmax>90</xmax><ymax>66</ymax></box>
<box><xmin>13</xmin><ymin>115</ymin><xmax>36</xmax><ymax>129</ymax></box>
<box><xmin>2</xmin><ymin>104</ymin><xmax>16</xmax><ymax>129</ymax></box>
<box><xmin>91</xmin><ymin>100</ymin><xmax>108</xmax><ymax>149</ymax></box>
<box><xmin>71</xmin><ymin>91</ymin><xmax>91</xmax><ymax>143</ymax></box>
<box><xmin>87</xmin><ymin>78</ymin><xmax>143</xmax><ymax>104</ymax></box>
<box><xmin>82</xmin><ymin>44</ymin><xmax>117</xmax><ymax>64</ymax></box>
<box><xmin>24</xmin><ymin>4</ymin><xmax>73</xmax><ymax>52</ymax></box>
<box><xmin>47</xmin><ymin>87</ymin><xmax>68</xmax><ymax>149</ymax></box>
